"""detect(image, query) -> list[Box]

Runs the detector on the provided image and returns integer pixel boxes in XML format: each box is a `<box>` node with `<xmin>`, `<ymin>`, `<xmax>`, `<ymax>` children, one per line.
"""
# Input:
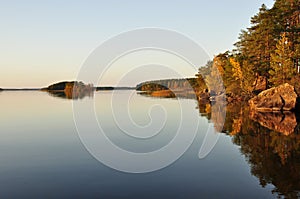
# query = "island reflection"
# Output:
<box><xmin>46</xmin><ymin>89</ymin><xmax>94</xmax><ymax>100</ymax></box>
<box><xmin>43</xmin><ymin>81</ymin><xmax>94</xmax><ymax>100</ymax></box>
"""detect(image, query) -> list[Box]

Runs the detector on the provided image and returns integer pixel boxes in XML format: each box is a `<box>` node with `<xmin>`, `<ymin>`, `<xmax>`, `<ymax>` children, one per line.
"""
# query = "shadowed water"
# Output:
<box><xmin>0</xmin><ymin>91</ymin><xmax>299</xmax><ymax>198</ymax></box>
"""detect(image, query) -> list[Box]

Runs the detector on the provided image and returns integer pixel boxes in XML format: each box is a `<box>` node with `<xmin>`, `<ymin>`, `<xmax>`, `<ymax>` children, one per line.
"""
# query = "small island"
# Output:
<box><xmin>42</xmin><ymin>81</ymin><xmax>94</xmax><ymax>99</ymax></box>
<box><xmin>136</xmin><ymin>78</ymin><xmax>198</xmax><ymax>99</ymax></box>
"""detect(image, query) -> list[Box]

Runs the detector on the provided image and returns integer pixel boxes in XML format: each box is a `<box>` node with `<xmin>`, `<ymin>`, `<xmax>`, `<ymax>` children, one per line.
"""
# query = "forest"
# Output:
<box><xmin>137</xmin><ymin>0</ymin><xmax>300</xmax><ymax>100</ymax></box>
<box><xmin>197</xmin><ymin>0</ymin><xmax>300</xmax><ymax>97</ymax></box>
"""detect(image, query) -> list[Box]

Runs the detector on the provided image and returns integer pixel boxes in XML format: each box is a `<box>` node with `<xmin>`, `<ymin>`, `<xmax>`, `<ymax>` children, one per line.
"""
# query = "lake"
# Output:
<box><xmin>0</xmin><ymin>90</ymin><xmax>299</xmax><ymax>198</ymax></box>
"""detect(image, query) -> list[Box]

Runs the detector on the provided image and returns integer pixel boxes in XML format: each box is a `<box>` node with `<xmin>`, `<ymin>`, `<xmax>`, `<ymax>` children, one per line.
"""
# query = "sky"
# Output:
<box><xmin>0</xmin><ymin>0</ymin><xmax>274</xmax><ymax>88</ymax></box>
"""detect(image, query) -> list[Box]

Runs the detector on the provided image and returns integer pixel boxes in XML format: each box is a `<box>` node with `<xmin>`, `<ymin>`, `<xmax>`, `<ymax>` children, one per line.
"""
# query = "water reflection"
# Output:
<box><xmin>232</xmin><ymin>126</ymin><xmax>300</xmax><ymax>198</ymax></box>
<box><xmin>46</xmin><ymin>89</ymin><xmax>94</xmax><ymax>100</ymax></box>
<box><xmin>250</xmin><ymin>111</ymin><xmax>297</xmax><ymax>136</ymax></box>
<box><xmin>140</xmin><ymin>91</ymin><xmax>300</xmax><ymax>198</ymax></box>
<box><xmin>138</xmin><ymin>89</ymin><xmax>196</xmax><ymax>99</ymax></box>
<box><xmin>200</xmin><ymin>101</ymin><xmax>300</xmax><ymax>198</ymax></box>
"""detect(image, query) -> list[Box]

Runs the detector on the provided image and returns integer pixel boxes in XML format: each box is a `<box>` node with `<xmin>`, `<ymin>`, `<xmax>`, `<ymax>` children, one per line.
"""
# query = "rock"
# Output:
<box><xmin>197</xmin><ymin>89</ymin><xmax>210</xmax><ymax>103</ymax></box>
<box><xmin>249</xmin><ymin>83</ymin><xmax>297</xmax><ymax>111</ymax></box>
<box><xmin>210</xmin><ymin>90</ymin><xmax>217</xmax><ymax>96</ymax></box>
<box><xmin>199</xmin><ymin>92</ymin><xmax>210</xmax><ymax>100</ymax></box>
<box><xmin>253</xmin><ymin>75</ymin><xmax>267</xmax><ymax>94</ymax></box>
<box><xmin>250</xmin><ymin>111</ymin><xmax>297</xmax><ymax>135</ymax></box>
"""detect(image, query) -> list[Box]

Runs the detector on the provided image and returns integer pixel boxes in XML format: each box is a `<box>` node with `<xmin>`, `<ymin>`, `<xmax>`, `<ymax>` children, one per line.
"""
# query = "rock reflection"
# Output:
<box><xmin>197</xmin><ymin>98</ymin><xmax>300</xmax><ymax>198</ymax></box>
<box><xmin>250</xmin><ymin>111</ymin><xmax>297</xmax><ymax>136</ymax></box>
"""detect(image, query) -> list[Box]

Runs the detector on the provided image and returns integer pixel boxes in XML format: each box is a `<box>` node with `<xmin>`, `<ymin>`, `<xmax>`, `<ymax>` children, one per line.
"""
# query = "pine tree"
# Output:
<box><xmin>230</xmin><ymin>57</ymin><xmax>243</xmax><ymax>87</ymax></box>
<box><xmin>235</xmin><ymin>4</ymin><xmax>276</xmax><ymax>77</ymax></box>
<box><xmin>229</xmin><ymin>56</ymin><xmax>255</xmax><ymax>93</ymax></box>
<box><xmin>269</xmin><ymin>0</ymin><xmax>300</xmax><ymax>73</ymax></box>
<box><xmin>269</xmin><ymin>33</ymin><xmax>295</xmax><ymax>86</ymax></box>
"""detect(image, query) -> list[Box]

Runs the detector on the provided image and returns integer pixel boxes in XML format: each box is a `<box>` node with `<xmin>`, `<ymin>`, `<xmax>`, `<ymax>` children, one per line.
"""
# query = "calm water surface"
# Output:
<box><xmin>0</xmin><ymin>91</ymin><xmax>299</xmax><ymax>198</ymax></box>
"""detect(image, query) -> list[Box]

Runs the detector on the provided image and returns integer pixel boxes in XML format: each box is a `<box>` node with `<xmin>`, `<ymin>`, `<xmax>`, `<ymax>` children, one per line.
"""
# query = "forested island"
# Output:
<box><xmin>136</xmin><ymin>78</ymin><xmax>200</xmax><ymax>98</ymax></box>
<box><xmin>137</xmin><ymin>0</ymin><xmax>300</xmax><ymax>111</ymax></box>
<box><xmin>42</xmin><ymin>81</ymin><xmax>94</xmax><ymax>99</ymax></box>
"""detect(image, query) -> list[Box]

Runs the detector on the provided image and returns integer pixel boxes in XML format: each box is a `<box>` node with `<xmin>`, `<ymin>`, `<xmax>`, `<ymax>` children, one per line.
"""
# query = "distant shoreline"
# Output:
<box><xmin>1</xmin><ymin>88</ymin><xmax>41</xmax><ymax>91</ymax></box>
<box><xmin>0</xmin><ymin>87</ymin><xmax>136</xmax><ymax>91</ymax></box>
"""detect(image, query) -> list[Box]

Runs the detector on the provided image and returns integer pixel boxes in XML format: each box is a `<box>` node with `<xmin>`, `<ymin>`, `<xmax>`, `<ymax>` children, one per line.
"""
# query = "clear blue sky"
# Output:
<box><xmin>0</xmin><ymin>0</ymin><xmax>274</xmax><ymax>88</ymax></box>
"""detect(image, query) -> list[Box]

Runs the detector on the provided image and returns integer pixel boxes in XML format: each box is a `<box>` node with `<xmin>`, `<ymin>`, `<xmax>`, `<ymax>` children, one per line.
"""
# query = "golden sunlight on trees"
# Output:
<box><xmin>234</xmin><ymin>0</ymin><xmax>300</xmax><ymax>90</ymax></box>
<box><xmin>230</xmin><ymin>57</ymin><xmax>243</xmax><ymax>88</ymax></box>
<box><xmin>269</xmin><ymin>33</ymin><xmax>296</xmax><ymax>86</ymax></box>
<box><xmin>203</xmin><ymin>58</ymin><xmax>225</xmax><ymax>95</ymax></box>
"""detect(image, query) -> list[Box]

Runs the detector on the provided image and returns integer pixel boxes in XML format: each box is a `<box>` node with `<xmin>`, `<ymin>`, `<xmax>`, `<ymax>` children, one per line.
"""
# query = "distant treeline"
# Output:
<box><xmin>96</xmin><ymin>87</ymin><xmax>135</xmax><ymax>91</ymax></box>
<box><xmin>96</xmin><ymin>87</ymin><xmax>114</xmax><ymax>91</ymax></box>
<box><xmin>136</xmin><ymin>78</ymin><xmax>201</xmax><ymax>92</ymax></box>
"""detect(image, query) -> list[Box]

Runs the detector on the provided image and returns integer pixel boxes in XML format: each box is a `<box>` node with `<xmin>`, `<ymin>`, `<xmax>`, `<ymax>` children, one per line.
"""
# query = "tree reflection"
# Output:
<box><xmin>47</xmin><ymin>89</ymin><xmax>94</xmax><ymax>100</ymax></box>
<box><xmin>197</xmin><ymin>98</ymin><xmax>300</xmax><ymax>198</ymax></box>
<box><xmin>134</xmin><ymin>91</ymin><xmax>300</xmax><ymax>197</ymax></box>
